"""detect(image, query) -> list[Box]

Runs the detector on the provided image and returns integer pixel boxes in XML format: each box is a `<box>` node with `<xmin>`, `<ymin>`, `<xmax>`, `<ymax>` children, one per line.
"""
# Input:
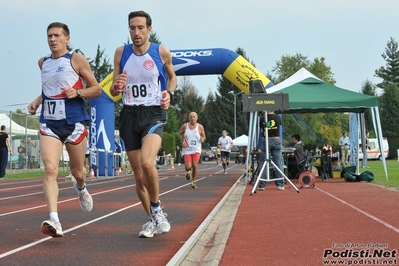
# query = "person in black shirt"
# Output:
<box><xmin>0</xmin><ymin>125</ymin><xmax>12</xmax><ymax>178</ymax></box>
<box><xmin>175</xmin><ymin>145</ymin><xmax>182</xmax><ymax>166</ymax></box>
<box><xmin>157</xmin><ymin>147</ymin><xmax>165</xmax><ymax>167</ymax></box>
<box><xmin>258</xmin><ymin>110</ymin><xmax>284</xmax><ymax>190</ymax></box>
<box><xmin>287</xmin><ymin>134</ymin><xmax>306</xmax><ymax>178</ymax></box>
<box><xmin>235</xmin><ymin>150</ymin><xmax>241</xmax><ymax>164</ymax></box>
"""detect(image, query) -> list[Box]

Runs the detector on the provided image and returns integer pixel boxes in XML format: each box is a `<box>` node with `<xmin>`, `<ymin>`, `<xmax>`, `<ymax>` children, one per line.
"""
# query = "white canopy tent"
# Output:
<box><xmin>233</xmin><ymin>134</ymin><xmax>248</xmax><ymax>146</ymax></box>
<box><xmin>266</xmin><ymin>67</ymin><xmax>321</xmax><ymax>94</ymax></box>
<box><xmin>0</xmin><ymin>113</ymin><xmax>39</xmax><ymax>136</ymax></box>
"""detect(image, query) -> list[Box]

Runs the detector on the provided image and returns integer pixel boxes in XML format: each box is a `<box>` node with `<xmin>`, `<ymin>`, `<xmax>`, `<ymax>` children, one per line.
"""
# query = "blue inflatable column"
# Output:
<box><xmin>89</xmin><ymin>91</ymin><xmax>115</xmax><ymax>176</ymax></box>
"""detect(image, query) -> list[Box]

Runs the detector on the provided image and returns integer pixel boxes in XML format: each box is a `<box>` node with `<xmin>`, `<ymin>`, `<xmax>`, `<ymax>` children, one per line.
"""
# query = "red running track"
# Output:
<box><xmin>2</xmin><ymin>164</ymin><xmax>398</xmax><ymax>266</ymax></box>
<box><xmin>0</xmin><ymin>162</ymin><xmax>243</xmax><ymax>266</ymax></box>
<box><xmin>220</xmin><ymin>177</ymin><xmax>399</xmax><ymax>266</ymax></box>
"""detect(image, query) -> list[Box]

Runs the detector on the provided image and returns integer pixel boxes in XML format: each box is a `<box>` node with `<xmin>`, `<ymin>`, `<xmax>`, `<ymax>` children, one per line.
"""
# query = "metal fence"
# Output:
<box><xmin>2</xmin><ymin>110</ymin><xmax>132</xmax><ymax>176</ymax></box>
<box><xmin>1</xmin><ymin>110</ymin><xmax>41</xmax><ymax>170</ymax></box>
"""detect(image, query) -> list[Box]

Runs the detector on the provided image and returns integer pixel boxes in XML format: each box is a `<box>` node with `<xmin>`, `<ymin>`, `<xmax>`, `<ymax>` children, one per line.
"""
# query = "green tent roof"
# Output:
<box><xmin>272</xmin><ymin>77</ymin><xmax>378</xmax><ymax>113</ymax></box>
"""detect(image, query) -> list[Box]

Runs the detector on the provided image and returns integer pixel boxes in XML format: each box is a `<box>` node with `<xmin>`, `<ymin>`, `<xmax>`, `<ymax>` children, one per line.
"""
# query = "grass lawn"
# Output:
<box><xmin>2</xmin><ymin>169</ymin><xmax>70</xmax><ymax>180</ymax></box>
<box><xmin>2</xmin><ymin>160</ymin><xmax>398</xmax><ymax>190</ymax></box>
<box><xmin>360</xmin><ymin>159</ymin><xmax>399</xmax><ymax>189</ymax></box>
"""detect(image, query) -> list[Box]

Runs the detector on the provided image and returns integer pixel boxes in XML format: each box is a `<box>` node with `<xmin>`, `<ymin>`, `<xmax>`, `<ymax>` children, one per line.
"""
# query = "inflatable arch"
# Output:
<box><xmin>89</xmin><ymin>48</ymin><xmax>274</xmax><ymax>175</ymax></box>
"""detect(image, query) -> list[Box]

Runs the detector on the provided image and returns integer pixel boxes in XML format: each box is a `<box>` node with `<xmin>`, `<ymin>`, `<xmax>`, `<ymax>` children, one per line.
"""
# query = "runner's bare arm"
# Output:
<box><xmin>178</xmin><ymin>123</ymin><xmax>187</xmax><ymax>142</ymax></box>
<box><xmin>110</xmin><ymin>46</ymin><xmax>127</xmax><ymax>97</ymax></box>
<box><xmin>66</xmin><ymin>53</ymin><xmax>101</xmax><ymax>99</ymax></box>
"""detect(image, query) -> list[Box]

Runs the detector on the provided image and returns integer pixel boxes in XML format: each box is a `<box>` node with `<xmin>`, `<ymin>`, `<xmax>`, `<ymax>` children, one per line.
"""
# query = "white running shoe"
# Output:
<box><xmin>139</xmin><ymin>219</ymin><xmax>156</xmax><ymax>238</ymax></box>
<box><xmin>73</xmin><ymin>180</ymin><xmax>93</xmax><ymax>212</ymax></box>
<box><xmin>277</xmin><ymin>186</ymin><xmax>285</xmax><ymax>190</ymax></box>
<box><xmin>153</xmin><ymin>208</ymin><xmax>171</xmax><ymax>235</ymax></box>
<box><xmin>41</xmin><ymin>220</ymin><xmax>63</xmax><ymax>237</ymax></box>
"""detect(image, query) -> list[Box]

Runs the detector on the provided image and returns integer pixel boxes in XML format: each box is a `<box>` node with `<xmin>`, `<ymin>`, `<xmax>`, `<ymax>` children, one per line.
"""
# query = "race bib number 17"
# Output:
<box><xmin>43</xmin><ymin>99</ymin><xmax>66</xmax><ymax>120</ymax></box>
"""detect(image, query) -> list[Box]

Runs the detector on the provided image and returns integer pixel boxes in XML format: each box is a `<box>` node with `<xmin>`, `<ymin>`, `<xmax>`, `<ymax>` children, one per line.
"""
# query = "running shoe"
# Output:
<box><xmin>277</xmin><ymin>186</ymin><xmax>285</xmax><ymax>190</ymax></box>
<box><xmin>224</xmin><ymin>170</ymin><xmax>227</xmax><ymax>174</ymax></box>
<box><xmin>73</xmin><ymin>180</ymin><xmax>93</xmax><ymax>212</ymax></box>
<box><xmin>258</xmin><ymin>187</ymin><xmax>265</xmax><ymax>191</ymax></box>
<box><xmin>153</xmin><ymin>208</ymin><xmax>171</xmax><ymax>235</ymax></box>
<box><xmin>41</xmin><ymin>220</ymin><xmax>63</xmax><ymax>237</ymax></box>
<box><xmin>185</xmin><ymin>171</ymin><xmax>192</xmax><ymax>181</ymax></box>
<box><xmin>191</xmin><ymin>182</ymin><xmax>197</xmax><ymax>189</ymax></box>
<box><xmin>139</xmin><ymin>219</ymin><xmax>156</xmax><ymax>238</ymax></box>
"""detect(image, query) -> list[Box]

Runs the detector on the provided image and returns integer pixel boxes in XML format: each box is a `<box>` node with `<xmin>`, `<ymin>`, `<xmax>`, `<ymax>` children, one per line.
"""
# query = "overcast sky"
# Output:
<box><xmin>0</xmin><ymin>0</ymin><xmax>398</xmax><ymax>112</ymax></box>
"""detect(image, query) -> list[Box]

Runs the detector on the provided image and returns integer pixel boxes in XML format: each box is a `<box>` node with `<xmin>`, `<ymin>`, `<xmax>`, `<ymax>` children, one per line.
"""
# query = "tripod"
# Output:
<box><xmin>250</xmin><ymin>112</ymin><xmax>299</xmax><ymax>195</ymax></box>
<box><xmin>242</xmin><ymin>109</ymin><xmax>261</xmax><ymax>185</ymax></box>
<box><xmin>239</xmin><ymin>80</ymin><xmax>299</xmax><ymax>195</ymax></box>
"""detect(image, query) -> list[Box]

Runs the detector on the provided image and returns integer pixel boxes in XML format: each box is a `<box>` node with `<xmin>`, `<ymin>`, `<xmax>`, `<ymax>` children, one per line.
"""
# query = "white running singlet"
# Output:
<box><xmin>182</xmin><ymin>123</ymin><xmax>202</xmax><ymax>155</ymax></box>
<box><xmin>218</xmin><ymin>136</ymin><xmax>233</xmax><ymax>152</ymax></box>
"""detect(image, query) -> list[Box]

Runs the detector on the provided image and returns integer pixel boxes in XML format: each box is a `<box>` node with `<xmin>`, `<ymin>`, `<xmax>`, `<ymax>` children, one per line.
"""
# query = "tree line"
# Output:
<box><xmin>12</xmin><ymin>35</ymin><xmax>399</xmax><ymax>158</ymax></box>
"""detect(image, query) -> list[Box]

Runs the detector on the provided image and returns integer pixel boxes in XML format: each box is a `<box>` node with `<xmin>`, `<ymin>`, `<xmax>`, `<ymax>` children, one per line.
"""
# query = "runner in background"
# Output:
<box><xmin>216</xmin><ymin>144</ymin><xmax>221</xmax><ymax>165</ymax></box>
<box><xmin>218</xmin><ymin>130</ymin><xmax>234</xmax><ymax>174</ymax></box>
<box><xmin>179</xmin><ymin>112</ymin><xmax>206</xmax><ymax>189</ymax></box>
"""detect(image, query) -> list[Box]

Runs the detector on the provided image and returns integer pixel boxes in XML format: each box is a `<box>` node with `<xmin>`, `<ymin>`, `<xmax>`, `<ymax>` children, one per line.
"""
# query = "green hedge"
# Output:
<box><xmin>386</xmin><ymin>136</ymin><xmax>399</xmax><ymax>159</ymax></box>
<box><xmin>162</xmin><ymin>132</ymin><xmax>176</xmax><ymax>158</ymax></box>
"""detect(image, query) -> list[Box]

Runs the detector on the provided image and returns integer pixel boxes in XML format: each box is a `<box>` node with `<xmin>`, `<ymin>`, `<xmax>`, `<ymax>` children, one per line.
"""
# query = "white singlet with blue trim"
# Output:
<box><xmin>40</xmin><ymin>51</ymin><xmax>88</xmax><ymax>125</ymax></box>
<box><xmin>119</xmin><ymin>43</ymin><xmax>167</xmax><ymax>106</ymax></box>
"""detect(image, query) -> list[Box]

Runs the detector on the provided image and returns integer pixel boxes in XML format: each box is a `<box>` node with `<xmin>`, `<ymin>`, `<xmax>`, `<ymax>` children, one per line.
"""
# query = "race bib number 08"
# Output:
<box><xmin>124</xmin><ymin>82</ymin><xmax>155</xmax><ymax>105</ymax></box>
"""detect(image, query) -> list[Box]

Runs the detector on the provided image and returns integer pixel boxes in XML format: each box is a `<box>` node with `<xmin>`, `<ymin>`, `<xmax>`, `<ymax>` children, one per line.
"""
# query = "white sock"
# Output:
<box><xmin>150</xmin><ymin>201</ymin><xmax>161</xmax><ymax>214</ymax></box>
<box><xmin>76</xmin><ymin>183</ymin><xmax>87</xmax><ymax>195</ymax></box>
<box><xmin>76</xmin><ymin>182</ymin><xmax>86</xmax><ymax>190</ymax></box>
<box><xmin>50</xmin><ymin>212</ymin><xmax>59</xmax><ymax>223</ymax></box>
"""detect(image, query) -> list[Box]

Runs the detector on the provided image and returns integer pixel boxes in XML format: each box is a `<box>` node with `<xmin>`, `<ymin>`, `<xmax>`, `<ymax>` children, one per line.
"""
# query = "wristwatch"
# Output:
<box><xmin>167</xmin><ymin>90</ymin><xmax>174</xmax><ymax>101</ymax></box>
<box><xmin>76</xmin><ymin>89</ymin><xmax>82</xmax><ymax>98</ymax></box>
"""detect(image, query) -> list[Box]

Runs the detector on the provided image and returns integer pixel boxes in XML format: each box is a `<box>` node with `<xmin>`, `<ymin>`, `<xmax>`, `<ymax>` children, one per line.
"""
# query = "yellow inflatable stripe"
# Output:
<box><xmin>100</xmin><ymin>73</ymin><xmax>121</xmax><ymax>102</ymax></box>
<box><xmin>223</xmin><ymin>55</ymin><xmax>271</xmax><ymax>94</ymax></box>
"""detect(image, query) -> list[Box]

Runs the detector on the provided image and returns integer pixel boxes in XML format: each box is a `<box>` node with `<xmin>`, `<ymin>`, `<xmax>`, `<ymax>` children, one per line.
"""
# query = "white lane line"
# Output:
<box><xmin>0</xmin><ymin>178</ymin><xmax>132</xmax><ymax>201</ymax></box>
<box><xmin>1</xmin><ymin>191</ymin><xmax>44</xmax><ymax>201</ymax></box>
<box><xmin>0</xmin><ymin>177</ymin><xmax>153</xmax><ymax>215</ymax></box>
<box><xmin>0</xmin><ymin>184</ymin><xmax>136</xmax><ymax>217</ymax></box>
<box><xmin>0</xmin><ymin>183</ymin><xmax>42</xmax><ymax>193</ymax></box>
<box><xmin>317</xmin><ymin>187</ymin><xmax>399</xmax><ymax>234</ymax></box>
<box><xmin>0</xmin><ymin>179</ymin><xmax>42</xmax><ymax>187</ymax></box>
<box><xmin>0</xmin><ymin>178</ymin><xmax>205</xmax><ymax>259</ymax></box>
